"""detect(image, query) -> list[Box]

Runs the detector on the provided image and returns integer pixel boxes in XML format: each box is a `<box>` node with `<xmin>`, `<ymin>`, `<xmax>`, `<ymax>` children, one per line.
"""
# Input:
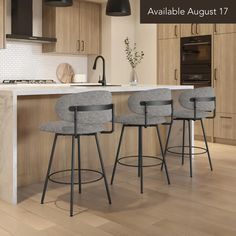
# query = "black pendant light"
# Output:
<box><xmin>44</xmin><ymin>0</ymin><xmax>73</xmax><ymax>7</ymax></box>
<box><xmin>106</xmin><ymin>0</ymin><xmax>131</xmax><ymax>16</ymax></box>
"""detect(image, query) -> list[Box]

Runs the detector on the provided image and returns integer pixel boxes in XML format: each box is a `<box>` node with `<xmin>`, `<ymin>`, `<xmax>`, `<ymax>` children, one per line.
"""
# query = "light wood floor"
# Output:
<box><xmin>1</xmin><ymin>141</ymin><xmax>236</xmax><ymax>235</ymax></box>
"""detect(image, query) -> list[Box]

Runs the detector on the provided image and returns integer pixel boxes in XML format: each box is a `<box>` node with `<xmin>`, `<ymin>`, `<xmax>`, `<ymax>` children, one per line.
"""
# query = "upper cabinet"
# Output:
<box><xmin>79</xmin><ymin>1</ymin><xmax>100</xmax><ymax>55</ymax></box>
<box><xmin>181</xmin><ymin>24</ymin><xmax>213</xmax><ymax>37</ymax></box>
<box><xmin>0</xmin><ymin>0</ymin><xmax>5</xmax><ymax>49</ymax></box>
<box><xmin>157</xmin><ymin>24</ymin><xmax>180</xmax><ymax>39</ymax></box>
<box><xmin>43</xmin><ymin>0</ymin><xmax>101</xmax><ymax>55</ymax></box>
<box><xmin>214</xmin><ymin>24</ymin><xmax>236</xmax><ymax>34</ymax></box>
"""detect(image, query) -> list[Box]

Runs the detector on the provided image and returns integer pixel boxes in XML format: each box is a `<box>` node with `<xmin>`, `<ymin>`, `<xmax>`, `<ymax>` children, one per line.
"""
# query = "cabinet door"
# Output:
<box><xmin>181</xmin><ymin>24</ymin><xmax>194</xmax><ymax>37</ymax></box>
<box><xmin>214</xmin><ymin>24</ymin><xmax>236</xmax><ymax>34</ymax></box>
<box><xmin>79</xmin><ymin>1</ymin><xmax>100</xmax><ymax>55</ymax></box>
<box><xmin>157</xmin><ymin>24</ymin><xmax>180</xmax><ymax>39</ymax></box>
<box><xmin>196</xmin><ymin>24</ymin><xmax>213</xmax><ymax>35</ymax></box>
<box><xmin>55</xmin><ymin>6</ymin><xmax>78</xmax><ymax>54</ymax></box>
<box><xmin>214</xmin><ymin>113</ymin><xmax>236</xmax><ymax>140</ymax></box>
<box><xmin>214</xmin><ymin>34</ymin><xmax>236</xmax><ymax>114</ymax></box>
<box><xmin>0</xmin><ymin>0</ymin><xmax>5</xmax><ymax>49</ymax></box>
<box><xmin>43</xmin><ymin>0</ymin><xmax>100</xmax><ymax>55</ymax></box>
<box><xmin>181</xmin><ymin>24</ymin><xmax>213</xmax><ymax>37</ymax></box>
<box><xmin>195</xmin><ymin>119</ymin><xmax>213</xmax><ymax>140</ymax></box>
<box><xmin>157</xmin><ymin>39</ymin><xmax>180</xmax><ymax>85</ymax></box>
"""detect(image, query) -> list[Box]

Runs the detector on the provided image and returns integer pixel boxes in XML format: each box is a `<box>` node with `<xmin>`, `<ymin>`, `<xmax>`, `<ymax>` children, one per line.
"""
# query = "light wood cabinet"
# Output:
<box><xmin>0</xmin><ymin>0</ymin><xmax>5</xmax><ymax>49</ymax></box>
<box><xmin>157</xmin><ymin>38</ymin><xmax>180</xmax><ymax>85</ymax></box>
<box><xmin>214</xmin><ymin>34</ymin><xmax>236</xmax><ymax>114</ymax></box>
<box><xmin>214</xmin><ymin>24</ymin><xmax>236</xmax><ymax>34</ymax></box>
<box><xmin>157</xmin><ymin>24</ymin><xmax>180</xmax><ymax>39</ymax></box>
<box><xmin>214</xmin><ymin>113</ymin><xmax>236</xmax><ymax>140</ymax></box>
<box><xmin>43</xmin><ymin>0</ymin><xmax>101</xmax><ymax>55</ymax></box>
<box><xmin>79</xmin><ymin>1</ymin><xmax>100</xmax><ymax>55</ymax></box>
<box><xmin>181</xmin><ymin>24</ymin><xmax>213</xmax><ymax>37</ymax></box>
<box><xmin>181</xmin><ymin>24</ymin><xmax>194</xmax><ymax>37</ymax></box>
<box><xmin>195</xmin><ymin>119</ymin><xmax>213</xmax><ymax>140</ymax></box>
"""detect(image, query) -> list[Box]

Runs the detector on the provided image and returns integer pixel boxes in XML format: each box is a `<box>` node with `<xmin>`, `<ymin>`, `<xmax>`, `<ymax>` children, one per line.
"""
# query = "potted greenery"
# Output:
<box><xmin>124</xmin><ymin>37</ymin><xmax>144</xmax><ymax>85</ymax></box>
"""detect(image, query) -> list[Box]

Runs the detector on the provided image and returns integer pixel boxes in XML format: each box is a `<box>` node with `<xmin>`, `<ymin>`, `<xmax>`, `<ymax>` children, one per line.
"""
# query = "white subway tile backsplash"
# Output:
<box><xmin>0</xmin><ymin>42</ymin><xmax>87</xmax><ymax>82</ymax></box>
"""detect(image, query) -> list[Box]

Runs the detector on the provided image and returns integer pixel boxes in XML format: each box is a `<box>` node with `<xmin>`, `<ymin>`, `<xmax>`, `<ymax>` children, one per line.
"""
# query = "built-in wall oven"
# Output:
<box><xmin>181</xmin><ymin>35</ymin><xmax>212</xmax><ymax>87</ymax></box>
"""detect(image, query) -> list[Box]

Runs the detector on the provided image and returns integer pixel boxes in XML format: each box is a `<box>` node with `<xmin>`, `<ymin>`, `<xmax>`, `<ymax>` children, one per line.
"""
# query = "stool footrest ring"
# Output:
<box><xmin>48</xmin><ymin>169</ymin><xmax>104</xmax><ymax>185</ymax></box>
<box><xmin>117</xmin><ymin>155</ymin><xmax>163</xmax><ymax>168</ymax></box>
<box><xmin>167</xmin><ymin>146</ymin><xmax>207</xmax><ymax>156</ymax></box>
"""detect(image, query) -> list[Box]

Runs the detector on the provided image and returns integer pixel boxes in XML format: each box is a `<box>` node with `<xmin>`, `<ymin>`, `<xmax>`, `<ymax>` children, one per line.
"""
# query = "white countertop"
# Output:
<box><xmin>0</xmin><ymin>83</ymin><xmax>193</xmax><ymax>96</ymax></box>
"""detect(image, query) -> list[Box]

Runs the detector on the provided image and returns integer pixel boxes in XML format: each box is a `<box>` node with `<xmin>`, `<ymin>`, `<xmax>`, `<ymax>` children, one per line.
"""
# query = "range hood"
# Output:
<box><xmin>6</xmin><ymin>0</ymin><xmax>57</xmax><ymax>44</ymax></box>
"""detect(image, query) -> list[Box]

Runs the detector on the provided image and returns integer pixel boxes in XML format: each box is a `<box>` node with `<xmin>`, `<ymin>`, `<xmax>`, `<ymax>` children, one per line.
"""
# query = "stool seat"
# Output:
<box><xmin>40</xmin><ymin>121</ymin><xmax>105</xmax><ymax>135</ymax></box>
<box><xmin>115</xmin><ymin>114</ymin><xmax>166</xmax><ymax>125</ymax></box>
<box><xmin>111</xmin><ymin>88</ymin><xmax>173</xmax><ymax>193</ymax></box>
<box><xmin>40</xmin><ymin>91</ymin><xmax>114</xmax><ymax>217</ymax></box>
<box><xmin>174</xmin><ymin>110</ymin><xmax>211</xmax><ymax>119</ymax></box>
<box><xmin>165</xmin><ymin>87</ymin><xmax>216</xmax><ymax>178</ymax></box>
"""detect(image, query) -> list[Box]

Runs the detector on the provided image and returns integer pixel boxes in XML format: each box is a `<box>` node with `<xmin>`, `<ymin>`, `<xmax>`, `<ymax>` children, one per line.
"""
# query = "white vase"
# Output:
<box><xmin>130</xmin><ymin>68</ymin><xmax>138</xmax><ymax>86</ymax></box>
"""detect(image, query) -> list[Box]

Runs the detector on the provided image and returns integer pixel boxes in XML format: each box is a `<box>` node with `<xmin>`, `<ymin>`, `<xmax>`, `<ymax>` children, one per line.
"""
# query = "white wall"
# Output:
<box><xmin>134</xmin><ymin>0</ymin><xmax>157</xmax><ymax>85</ymax></box>
<box><xmin>0</xmin><ymin>0</ymin><xmax>87</xmax><ymax>82</ymax></box>
<box><xmin>88</xmin><ymin>1</ymin><xmax>135</xmax><ymax>84</ymax></box>
<box><xmin>88</xmin><ymin>0</ymin><xmax>157</xmax><ymax>85</ymax></box>
<box><xmin>110</xmin><ymin>0</ymin><xmax>136</xmax><ymax>84</ymax></box>
<box><xmin>1</xmin><ymin>0</ymin><xmax>157</xmax><ymax>84</ymax></box>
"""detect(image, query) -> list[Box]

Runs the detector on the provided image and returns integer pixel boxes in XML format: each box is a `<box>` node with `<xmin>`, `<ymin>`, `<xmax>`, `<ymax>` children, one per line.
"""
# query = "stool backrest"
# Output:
<box><xmin>128</xmin><ymin>88</ymin><xmax>172</xmax><ymax>117</ymax></box>
<box><xmin>55</xmin><ymin>91</ymin><xmax>112</xmax><ymax>124</ymax></box>
<box><xmin>179</xmin><ymin>87</ymin><xmax>215</xmax><ymax>111</ymax></box>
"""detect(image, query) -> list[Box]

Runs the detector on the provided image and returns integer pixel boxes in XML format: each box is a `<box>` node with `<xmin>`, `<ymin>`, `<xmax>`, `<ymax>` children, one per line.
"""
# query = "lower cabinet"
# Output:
<box><xmin>214</xmin><ymin>113</ymin><xmax>236</xmax><ymax>140</ymax></box>
<box><xmin>195</xmin><ymin>118</ymin><xmax>213</xmax><ymax>140</ymax></box>
<box><xmin>195</xmin><ymin>113</ymin><xmax>236</xmax><ymax>143</ymax></box>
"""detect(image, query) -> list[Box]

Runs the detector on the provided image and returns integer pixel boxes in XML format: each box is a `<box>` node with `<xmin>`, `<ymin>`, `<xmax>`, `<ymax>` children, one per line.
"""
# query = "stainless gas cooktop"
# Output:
<box><xmin>2</xmin><ymin>80</ymin><xmax>56</xmax><ymax>84</ymax></box>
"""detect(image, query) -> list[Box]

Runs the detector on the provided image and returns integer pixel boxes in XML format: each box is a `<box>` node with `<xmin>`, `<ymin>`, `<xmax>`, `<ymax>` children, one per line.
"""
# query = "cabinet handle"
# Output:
<box><xmin>174</xmin><ymin>69</ymin><xmax>178</xmax><ymax>81</ymax></box>
<box><xmin>214</xmin><ymin>68</ymin><xmax>218</xmax><ymax>81</ymax></box>
<box><xmin>77</xmin><ymin>40</ymin><xmax>80</xmax><ymax>51</ymax></box>
<box><xmin>174</xmin><ymin>25</ymin><xmax>178</xmax><ymax>37</ymax></box>
<box><xmin>214</xmin><ymin>24</ymin><xmax>217</xmax><ymax>34</ymax></box>
<box><xmin>196</xmin><ymin>24</ymin><xmax>199</xmax><ymax>35</ymax></box>
<box><xmin>191</xmin><ymin>24</ymin><xmax>195</xmax><ymax>35</ymax></box>
<box><xmin>82</xmin><ymin>41</ymin><xmax>85</xmax><ymax>52</ymax></box>
<box><xmin>220</xmin><ymin>116</ymin><xmax>233</xmax><ymax>119</ymax></box>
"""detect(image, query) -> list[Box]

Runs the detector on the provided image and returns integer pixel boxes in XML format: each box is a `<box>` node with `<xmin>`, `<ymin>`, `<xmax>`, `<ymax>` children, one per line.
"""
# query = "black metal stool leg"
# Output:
<box><xmin>138</xmin><ymin>126</ymin><xmax>143</xmax><ymax>194</ymax></box>
<box><xmin>156</xmin><ymin>126</ymin><xmax>170</xmax><ymax>185</ymax></box>
<box><xmin>70</xmin><ymin>136</ymin><xmax>75</xmax><ymax>217</ymax></box>
<box><xmin>111</xmin><ymin>125</ymin><xmax>125</xmax><ymax>185</ymax></box>
<box><xmin>201</xmin><ymin>119</ymin><xmax>213</xmax><ymax>171</ymax></box>
<box><xmin>95</xmin><ymin>134</ymin><xmax>112</xmax><ymax>204</ymax></box>
<box><xmin>77</xmin><ymin>135</ymin><xmax>82</xmax><ymax>194</ymax></box>
<box><xmin>182</xmin><ymin>120</ymin><xmax>185</xmax><ymax>166</ymax></box>
<box><xmin>41</xmin><ymin>134</ymin><xmax>58</xmax><ymax>204</ymax></box>
<box><xmin>188</xmin><ymin>120</ymin><xmax>193</xmax><ymax>178</ymax></box>
<box><xmin>161</xmin><ymin>122</ymin><xmax>173</xmax><ymax>171</ymax></box>
<box><xmin>138</xmin><ymin>127</ymin><xmax>141</xmax><ymax>178</ymax></box>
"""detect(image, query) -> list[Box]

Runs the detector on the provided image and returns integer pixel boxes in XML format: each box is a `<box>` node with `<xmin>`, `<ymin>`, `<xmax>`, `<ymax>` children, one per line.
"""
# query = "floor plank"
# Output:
<box><xmin>0</xmin><ymin>141</ymin><xmax>236</xmax><ymax>235</ymax></box>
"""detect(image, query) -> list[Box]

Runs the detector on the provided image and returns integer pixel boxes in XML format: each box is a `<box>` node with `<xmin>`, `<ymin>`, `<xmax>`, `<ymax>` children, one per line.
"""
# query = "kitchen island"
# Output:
<box><xmin>0</xmin><ymin>84</ymin><xmax>193</xmax><ymax>204</ymax></box>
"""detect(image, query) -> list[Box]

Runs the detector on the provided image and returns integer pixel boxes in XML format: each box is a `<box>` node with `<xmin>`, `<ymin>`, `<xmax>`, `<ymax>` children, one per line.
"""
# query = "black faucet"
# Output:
<box><xmin>93</xmin><ymin>55</ymin><xmax>106</xmax><ymax>86</ymax></box>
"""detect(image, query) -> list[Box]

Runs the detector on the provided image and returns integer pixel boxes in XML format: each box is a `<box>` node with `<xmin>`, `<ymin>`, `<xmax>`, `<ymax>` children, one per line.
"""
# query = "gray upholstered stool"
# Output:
<box><xmin>111</xmin><ymin>89</ymin><xmax>173</xmax><ymax>193</ymax></box>
<box><xmin>166</xmin><ymin>87</ymin><xmax>216</xmax><ymax>178</ymax></box>
<box><xmin>40</xmin><ymin>91</ymin><xmax>114</xmax><ymax>217</ymax></box>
